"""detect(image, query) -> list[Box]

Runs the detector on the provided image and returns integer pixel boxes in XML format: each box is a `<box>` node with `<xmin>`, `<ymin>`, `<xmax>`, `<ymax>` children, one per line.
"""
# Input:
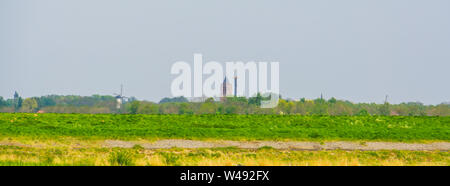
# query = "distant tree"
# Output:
<box><xmin>310</xmin><ymin>97</ymin><xmax>327</xmax><ymax>115</ymax></box>
<box><xmin>197</xmin><ymin>98</ymin><xmax>216</xmax><ymax>114</ymax></box>
<box><xmin>1</xmin><ymin>92</ymin><xmax>449</xmax><ymax>116</ymax></box>
<box><xmin>16</xmin><ymin>97</ymin><xmax>23</xmax><ymax>112</ymax></box>
<box><xmin>4</xmin><ymin>99</ymin><xmax>14</xmax><ymax>107</ymax></box>
<box><xmin>13</xmin><ymin>91</ymin><xmax>22</xmax><ymax>111</ymax></box>
<box><xmin>0</xmin><ymin>96</ymin><xmax>5</xmax><ymax>107</ymax></box>
<box><xmin>300</xmin><ymin>98</ymin><xmax>306</xmax><ymax>103</ymax></box>
<box><xmin>158</xmin><ymin>102</ymin><xmax>180</xmax><ymax>114</ymax></box>
<box><xmin>248</xmin><ymin>93</ymin><xmax>262</xmax><ymax>106</ymax></box>
<box><xmin>226</xmin><ymin>97</ymin><xmax>248</xmax><ymax>104</ymax></box>
<box><xmin>36</xmin><ymin>96</ymin><xmax>56</xmax><ymax>108</ymax></box>
<box><xmin>178</xmin><ymin>103</ymin><xmax>193</xmax><ymax>114</ymax></box>
<box><xmin>277</xmin><ymin>99</ymin><xmax>295</xmax><ymax>114</ymax></box>
<box><xmin>137</xmin><ymin>102</ymin><xmax>159</xmax><ymax>114</ymax></box>
<box><xmin>427</xmin><ymin>104</ymin><xmax>450</xmax><ymax>116</ymax></box>
<box><xmin>205</xmin><ymin>97</ymin><xmax>215</xmax><ymax>103</ymax></box>
<box><xmin>129</xmin><ymin>101</ymin><xmax>140</xmax><ymax>114</ymax></box>
<box><xmin>314</xmin><ymin>97</ymin><xmax>325</xmax><ymax>104</ymax></box>
<box><xmin>14</xmin><ymin>91</ymin><xmax>19</xmax><ymax>100</ymax></box>
<box><xmin>127</xmin><ymin>96</ymin><xmax>137</xmax><ymax>102</ymax></box>
<box><xmin>328</xmin><ymin>97</ymin><xmax>337</xmax><ymax>104</ymax></box>
<box><xmin>356</xmin><ymin>109</ymin><xmax>370</xmax><ymax>116</ymax></box>
<box><xmin>159</xmin><ymin>96</ymin><xmax>188</xmax><ymax>104</ymax></box>
<box><xmin>224</xmin><ymin>105</ymin><xmax>238</xmax><ymax>114</ymax></box>
<box><xmin>379</xmin><ymin>102</ymin><xmax>390</xmax><ymax>116</ymax></box>
<box><xmin>21</xmin><ymin>98</ymin><xmax>38</xmax><ymax>112</ymax></box>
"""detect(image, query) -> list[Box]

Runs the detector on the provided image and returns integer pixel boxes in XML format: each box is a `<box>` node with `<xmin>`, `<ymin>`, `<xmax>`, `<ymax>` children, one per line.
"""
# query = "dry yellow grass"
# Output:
<box><xmin>0</xmin><ymin>145</ymin><xmax>447</xmax><ymax>166</ymax></box>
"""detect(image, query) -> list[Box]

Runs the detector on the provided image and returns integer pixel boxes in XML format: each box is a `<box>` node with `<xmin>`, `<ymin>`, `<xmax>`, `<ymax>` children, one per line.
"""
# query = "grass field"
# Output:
<box><xmin>1</xmin><ymin>113</ymin><xmax>448</xmax><ymax>166</ymax></box>
<box><xmin>0</xmin><ymin>113</ymin><xmax>449</xmax><ymax>142</ymax></box>
<box><xmin>0</xmin><ymin>145</ymin><xmax>448</xmax><ymax>166</ymax></box>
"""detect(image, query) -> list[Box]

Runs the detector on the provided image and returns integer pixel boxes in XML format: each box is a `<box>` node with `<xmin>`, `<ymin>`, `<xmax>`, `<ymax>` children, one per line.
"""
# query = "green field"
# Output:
<box><xmin>1</xmin><ymin>113</ymin><xmax>449</xmax><ymax>142</ymax></box>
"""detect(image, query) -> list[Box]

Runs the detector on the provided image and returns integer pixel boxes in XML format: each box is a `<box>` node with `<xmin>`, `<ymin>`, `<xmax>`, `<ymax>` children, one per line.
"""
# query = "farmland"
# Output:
<box><xmin>0</xmin><ymin>113</ymin><xmax>449</xmax><ymax>142</ymax></box>
<box><xmin>0</xmin><ymin>113</ymin><xmax>449</xmax><ymax>166</ymax></box>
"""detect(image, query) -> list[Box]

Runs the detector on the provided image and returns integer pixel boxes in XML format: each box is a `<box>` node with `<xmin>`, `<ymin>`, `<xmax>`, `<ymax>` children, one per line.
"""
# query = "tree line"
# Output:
<box><xmin>0</xmin><ymin>92</ymin><xmax>449</xmax><ymax>116</ymax></box>
<box><xmin>0</xmin><ymin>92</ymin><xmax>118</xmax><ymax>113</ymax></box>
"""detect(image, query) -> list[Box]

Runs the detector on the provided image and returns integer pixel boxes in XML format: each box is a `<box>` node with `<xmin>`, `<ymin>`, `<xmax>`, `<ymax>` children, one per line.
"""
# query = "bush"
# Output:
<box><xmin>356</xmin><ymin>109</ymin><xmax>370</xmax><ymax>116</ymax></box>
<box><xmin>159</xmin><ymin>152</ymin><xmax>180</xmax><ymax>165</ymax></box>
<box><xmin>109</xmin><ymin>150</ymin><xmax>134</xmax><ymax>166</ymax></box>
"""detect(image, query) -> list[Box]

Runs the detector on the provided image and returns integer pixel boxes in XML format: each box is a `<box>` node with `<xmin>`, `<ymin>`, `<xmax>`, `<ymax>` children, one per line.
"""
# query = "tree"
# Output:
<box><xmin>178</xmin><ymin>103</ymin><xmax>193</xmax><ymax>114</ymax></box>
<box><xmin>225</xmin><ymin>105</ymin><xmax>237</xmax><ymax>114</ymax></box>
<box><xmin>13</xmin><ymin>91</ymin><xmax>22</xmax><ymax>112</ymax></box>
<box><xmin>314</xmin><ymin>97</ymin><xmax>325</xmax><ymax>104</ymax></box>
<box><xmin>21</xmin><ymin>98</ymin><xmax>38</xmax><ymax>112</ymax></box>
<box><xmin>277</xmin><ymin>99</ymin><xmax>295</xmax><ymax>114</ymax></box>
<box><xmin>226</xmin><ymin>97</ymin><xmax>248</xmax><ymax>104</ymax></box>
<box><xmin>328</xmin><ymin>97</ymin><xmax>337</xmax><ymax>104</ymax></box>
<box><xmin>17</xmin><ymin>97</ymin><xmax>23</xmax><ymax>111</ymax></box>
<box><xmin>379</xmin><ymin>102</ymin><xmax>390</xmax><ymax>116</ymax></box>
<box><xmin>138</xmin><ymin>102</ymin><xmax>159</xmax><ymax>114</ymax></box>
<box><xmin>14</xmin><ymin>91</ymin><xmax>19</xmax><ymax>100</ymax></box>
<box><xmin>36</xmin><ymin>96</ymin><xmax>56</xmax><ymax>108</ymax></box>
<box><xmin>197</xmin><ymin>98</ymin><xmax>216</xmax><ymax>114</ymax></box>
<box><xmin>248</xmin><ymin>93</ymin><xmax>262</xmax><ymax>106</ymax></box>
<box><xmin>0</xmin><ymin>96</ymin><xmax>5</xmax><ymax>107</ymax></box>
<box><xmin>300</xmin><ymin>98</ymin><xmax>306</xmax><ymax>103</ymax></box>
<box><xmin>159</xmin><ymin>96</ymin><xmax>188</xmax><ymax>104</ymax></box>
<box><xmin>129</xmin><ymin>101</ymin><xmax>140</xmax><ymax>114</ymax></box>
<box><xmin>356</xmin><ymin>109</ymin><xmax>369</xmax><ymax>116</ymax></box>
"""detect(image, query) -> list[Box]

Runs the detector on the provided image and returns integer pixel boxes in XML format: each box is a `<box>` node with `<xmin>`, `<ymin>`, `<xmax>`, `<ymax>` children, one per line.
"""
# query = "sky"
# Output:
<box><xmin>1</xmin><ymin>0</ymin><xmax>449</xmax><ymax>105</ymax></box>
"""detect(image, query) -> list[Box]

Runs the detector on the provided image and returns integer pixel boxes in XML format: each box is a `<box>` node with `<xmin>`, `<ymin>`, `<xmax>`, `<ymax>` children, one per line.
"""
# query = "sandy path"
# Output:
<box><xmin>104</xmin><ymin>140</ymin><xmax>450</xmax><ymax>151</ymax></box>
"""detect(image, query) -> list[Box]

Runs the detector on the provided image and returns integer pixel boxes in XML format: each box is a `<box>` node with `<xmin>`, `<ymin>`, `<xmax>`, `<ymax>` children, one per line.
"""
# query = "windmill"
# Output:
<box><xmin>114</xmin><ymin>84</ymin><xmax>128</xmax><ymax>109</ymax></box>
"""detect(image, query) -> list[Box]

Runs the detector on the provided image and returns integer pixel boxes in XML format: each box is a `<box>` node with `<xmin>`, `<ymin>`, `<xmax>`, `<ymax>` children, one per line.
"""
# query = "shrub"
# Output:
<box><xmin>159</xmin><ymin>152</ymin><xmax>180</xmax><ymax>166</ymax></box>
<box><xmin>109</xmin><ymin>150</ymin><xmax>134</xmax><ymax>166</ymax></box>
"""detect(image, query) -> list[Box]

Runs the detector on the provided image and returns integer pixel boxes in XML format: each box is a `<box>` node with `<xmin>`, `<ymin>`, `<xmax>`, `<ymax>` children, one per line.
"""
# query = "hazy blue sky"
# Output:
<box><xmin>1</xmin><ymin>0</ymin><xmax>449</xmax><ymax>104</ymax></box>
